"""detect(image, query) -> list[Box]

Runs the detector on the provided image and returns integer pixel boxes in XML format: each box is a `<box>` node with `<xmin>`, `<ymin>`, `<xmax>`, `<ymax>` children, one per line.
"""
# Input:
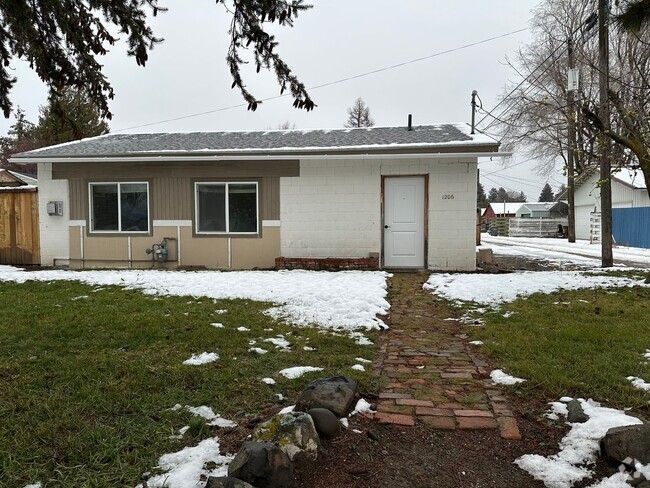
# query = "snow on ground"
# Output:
<box><xmin>137</xmin><ymin>438</ymin><xmax>233</xmax><ymax>488</ymax></box>
<box><xmin>0</xmin><ymin>267</ymin><xmax>390</xmax><ymax>331</ymax></box>
<box><xmin>279</xmin><ymin>366</ymin><xmax>324</xmax><ymax>379</ymax></box>
<box><xmin>424</xmin><ymin>271</ymin><xmax>647</xmax><ymax>307</ymax></box>
<box><xmin>515</xmin><ymin>398</ymin><xmax>643</xmax><ymax>488</ymax></box>
<box><xmin>182</xmin><ymin>352</ymin><xmax>218</xmax><ymax>366</ymax></box>
<box><xmin>349</xmin><ymin>398</ymin><xmax>375</xmax><ymax>416</ymax></box>
<box><xmin>249</xmin><ymin>347</ymin><xmax>268</xmax><ymax>355</ymax></box>
<box><xmin>171</xmin><ymin>405</ymin><xmax>237</xmax><ymax>428</ymax></box>
<box><xmin>483</xmin><ymin>235</ymin><xmax>650</xmax><ymax>268</ymax></box>
<box><xmin>262</xmin><ymin>377</ymin><xmax>276</xmax><ymax>385</ymax></box>
<box><xmin>627</xmin><ymin>376</ymin><xmax>650</xmax><ymax>392</ymax></box>
<box><xmin>351</xmin><ymin>364</ymin><xmax>365</xmax><ymax>371</ymax></box>
<box><xmin>490</xmin><ymin>369</ymin><xmax>526</xmax><ymax>385</ymax></box>
<box><xmin>355</xmin><ymin>357</ymin><xmax>371</xmax><ymax>363</ymax></box>
<box><xmin>264</xmin><ymin>336</ymin><xmax>291</xmax><ymax>350</ymax></box>
<box><xmin>469</xmin><ymin>340</ymin><xmax>484</xmax><ymax>346</ymax></box>
<box><xmin>23</xmin><ymin>484</ymin><xmax>42</xmax><ymax>488</ymax></box>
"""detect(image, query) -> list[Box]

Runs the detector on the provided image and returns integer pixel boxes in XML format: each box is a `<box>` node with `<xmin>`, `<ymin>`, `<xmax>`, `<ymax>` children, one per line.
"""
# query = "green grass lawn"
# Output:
<box><xmin>0</xmin><ymin>281</ymin><xmax>376</xmax><ymax>487</ymax></box>
<box><xmin>469</xmin><ymin>283</ymin><xmax>650</xmax><ymax>414</ymax></box>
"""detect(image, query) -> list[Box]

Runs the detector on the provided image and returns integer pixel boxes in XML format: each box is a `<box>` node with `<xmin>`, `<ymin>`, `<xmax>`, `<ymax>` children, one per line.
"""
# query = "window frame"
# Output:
<box><xmin>194</xmin><ymin>181</ymin><xmax>260</xmax><ymax>235</ymax></box>
<box><xmin>88</xmin><ymin>181</ymin><xmax>151</xmax><ymax>234</ymax></box>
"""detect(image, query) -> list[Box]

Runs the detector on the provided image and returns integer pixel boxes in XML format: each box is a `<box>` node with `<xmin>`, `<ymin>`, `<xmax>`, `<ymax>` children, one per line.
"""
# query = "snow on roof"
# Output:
<box><xmin>613</xmin><ymin>167</ymin><xmax>646</xmax><ymax>189</ymax></box>
<box><xmin>11</xmin><ymin>123</ymin><xmax>499</xmax><ymax>159</ymax></box>
<box><xmin>518</xmin><ymin>202</ymin><xmax>555</xmax><ymax>212</ymax></box>
<box><xmin>488</xmin><ymin>202</ymin><xmax>524</xmax><ymax>215</ymax></box>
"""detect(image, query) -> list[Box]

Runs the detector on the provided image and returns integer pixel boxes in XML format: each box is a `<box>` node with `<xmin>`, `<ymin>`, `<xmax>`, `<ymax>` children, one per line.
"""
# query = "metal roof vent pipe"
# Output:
<box><xmin>407</xmin><ymin>114</ymin><xmax>413</xmax><ymax>131</ymax></box>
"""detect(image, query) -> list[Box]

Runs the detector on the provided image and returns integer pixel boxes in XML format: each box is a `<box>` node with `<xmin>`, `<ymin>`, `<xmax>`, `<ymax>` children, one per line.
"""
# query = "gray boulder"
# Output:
<box><xmin>601</xmin><ymin>424</ymin><xmax>650</xmax><ymax>465</ymax></box>
<box><xmin>295</xmin><ymin>376</ymin><xmax>358</xmax><ymax>417</ymax></box>
<box><xmin>253</xmin><ymin>412</ymin><xmax>321</xmax><ymax>463</ymax></box>
<box><xmin>228</xmin><ymin>442</ymin><xmax>294</xmax><ymax>488</ymax></box>
<box><xmin>205</xmin><ymin>476</ymin><xmax>256</xmax><ymax>488</ymax></box>
<box><xmin>566</xmin><ymin>399</ymin><xmax>589</xmax><ymax>423</ymax></box>
<box><xmin>308</xmin><ymin>408</ymin><xmax>341</xmax><ymax>439</ymax></box>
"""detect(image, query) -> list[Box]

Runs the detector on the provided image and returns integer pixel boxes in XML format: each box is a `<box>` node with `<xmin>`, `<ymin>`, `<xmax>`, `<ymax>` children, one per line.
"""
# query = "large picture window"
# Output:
<box><xmin>89</xmin><ymin>182</ymin><xmax>149</xmax><ymax>233</ymax></box>
<box><xmin>195</xmin><ymin>182</ymin><xmax>258</xmax><ymax>234</ymax></box>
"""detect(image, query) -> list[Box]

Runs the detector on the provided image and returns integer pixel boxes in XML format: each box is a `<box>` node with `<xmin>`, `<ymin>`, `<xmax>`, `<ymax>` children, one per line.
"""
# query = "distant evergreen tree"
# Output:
<box><xmin>1</xmin><ymin>89</ymin><xmax>108</xmax><ymax>174</ymax></box>
<box><xmin>538</xmin><ymin>183</ymin><xmax>555</xmax><ymax>202</ymax></box>
<box><xmin>477</xmin><ymin>182</ymin><xmax>488</xmax><ymax>207</ymax></box>
<box><xmin>487</xmin><ymin>187</ymin><xmax>499</xmax><ymax>202</ymax></box>
<box><xmin>344</xmin><ymin>98</ymin><xmax>374</xmax><ymax>128</ymax></box>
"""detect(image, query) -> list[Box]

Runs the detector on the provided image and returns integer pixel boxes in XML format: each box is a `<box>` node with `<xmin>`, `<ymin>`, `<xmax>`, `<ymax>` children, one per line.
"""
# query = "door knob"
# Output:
<box><xmin>384</xmin><ymin>224</ymin><xmax>390</xmax><ymax>229</ymax></box>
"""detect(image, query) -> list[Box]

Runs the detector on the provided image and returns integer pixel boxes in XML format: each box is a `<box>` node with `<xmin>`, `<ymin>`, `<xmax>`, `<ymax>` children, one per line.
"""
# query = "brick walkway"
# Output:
<box><xmin>370</xmin><ymin>273</ymin><xmax>522</xmax><ymax>440</ymax></box>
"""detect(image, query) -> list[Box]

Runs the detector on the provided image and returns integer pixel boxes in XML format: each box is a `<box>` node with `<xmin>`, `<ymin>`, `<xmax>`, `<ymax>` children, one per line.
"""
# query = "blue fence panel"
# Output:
<box><xmin>612</xmin><ymin>207</ymin><xmax>650</xmax><ymax>249</ymax></box>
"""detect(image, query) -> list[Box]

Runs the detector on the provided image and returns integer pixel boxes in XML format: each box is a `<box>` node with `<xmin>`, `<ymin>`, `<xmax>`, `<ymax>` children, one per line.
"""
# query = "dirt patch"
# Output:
<box><xmin>295</xmin><ymin>396</ymin><xmax>567</xmax><ymax>488</ymax></box>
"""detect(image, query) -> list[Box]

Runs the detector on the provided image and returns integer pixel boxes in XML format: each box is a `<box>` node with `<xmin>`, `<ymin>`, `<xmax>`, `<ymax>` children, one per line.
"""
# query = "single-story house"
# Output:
<box><xmin>0</xmin><ymin>168</ymin><xmax>37</xmax><ymax>187</ymax></box>
<box><xmin>515</xmin><ymin>202</ymin><xmax>568</xmax><ymax>218</ymax></box>
<box><xmin>570</xmin><ymin>166</ymin><xmax>649</xmax><ymax>241</ymax></box>
<box><xmin>11</xmin><ymin>123</ymin><xmax>504</xmax><ymax>271</ymax></box>
<box><xmin>481</xmin><ymin>202</ymin><xmax>523</xmax><ymax>225</ymax></box>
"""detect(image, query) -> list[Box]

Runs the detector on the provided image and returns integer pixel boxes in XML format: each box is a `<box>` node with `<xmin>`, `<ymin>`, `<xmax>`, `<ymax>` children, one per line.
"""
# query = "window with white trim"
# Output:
<box><xmin>89</xmin><ymin>182</ymin><xmax>150</xmax><ymax>233</ymax></box>
<box><xmin>195</xmin><ymin>182</ymin><xmax>259</xmax><ymax>234</ymax></box>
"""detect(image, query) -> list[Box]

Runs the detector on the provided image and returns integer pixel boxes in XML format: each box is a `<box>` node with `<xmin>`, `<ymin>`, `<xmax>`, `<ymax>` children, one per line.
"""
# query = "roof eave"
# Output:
<box><xmin>12</xmin><ymin>148</ymin><xmax>508</xmax><ymax>164</ymax></box>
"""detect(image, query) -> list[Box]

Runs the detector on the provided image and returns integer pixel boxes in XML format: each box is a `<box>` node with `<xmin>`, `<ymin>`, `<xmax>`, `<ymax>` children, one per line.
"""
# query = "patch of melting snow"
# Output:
<box><xmin>236</xmin><ymin>326</ymin><xmax>250</xmax><ymax>332</ymax></box>
<box><xmin>262</xmin><ymin>377</ymin><xmax>276</xmax><ymax>385</ymax></box>
<box><xmin>350</xmin><ymin>398</ymin><xmax>375</xmax><ymax>416</ymax></box>
<box><xmin>627</xmin><ymin>376</ymin><xmax>650</xmax><ymax>392</ymax></box>
<box><xmin>279</xmin><ymin>405</ymin><xmax>295</xmax><ymax>414</ymax></box>
<box><xmin>214</xmin><ymin>309</ymin><xmax>227</xmax><ymax>314</ymax></box>
<box><xmin>182</xmin><ymin>352</ymin><xmax>219</xmax><ymax>365</ymax></box>
<box><xmin>515</xmin><ymin>398</ymin><xmax>643</xmax><ymax>488</ymax></box>
<box><xmin>264</xmin><ymin>336</ymin><xmax>291</xmax><ymax>350</ymax></box>
<box><xmin>351</xmin><ymin>364</ymin><xmax>365</xmax><ymax>371</ymax></box>
<box><xmin>355</xmin><ymin>357</ymin><xmax>372</xmax><ymax>363</ymax></box>
<box><xmin>490</xmin><ymin>369</ymin><xmax>526</xmax><ymax>385</ymax></box>
<box><xmin>210</xmin><ymin>322</ymin><xmax>224</xmax><ymax>328</ymax></box>
<box><xmin>303</xmin><ymin>346</ymin><xmax>316</xmax><ymax>351</ymax></box>
<box><xmin>137</xmin><ymin>438</ymin><xmax>233</xmax><ymax>488</ymax></box>
<box><xmin>340</xmin><ymin>418</ymin><xmax>349</xmax><ymax>429</ymax></box>
<box><xmin>279</xmin><ymin>366</ymin><xmax>323</xmax><ymax>379</ymax></box>
<box><xmin>469</xmin><ymin>340</ymin><xmax>483</xmax><ymax>346</ymax></box>
<box><xmin>23</xmin><ymin>484</ymin><xmax>42</xmax><ymax>488</ymax></box>
<box><xmin>249</xmin><ymin>347</ymin><xmax>268</xmax><ymax>355</ymax></box>
<box><xmin>71</xmin><ymin>295</ymin><xmax>89</xmax><ymax>300</ymax></box>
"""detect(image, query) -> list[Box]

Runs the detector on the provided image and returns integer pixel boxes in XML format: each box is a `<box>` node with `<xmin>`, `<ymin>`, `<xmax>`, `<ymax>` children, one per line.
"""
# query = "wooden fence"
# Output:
<box><xmin>0</xmin><ymin>188</ymin><xmax>40</xmax><ymax>265</ymax></box>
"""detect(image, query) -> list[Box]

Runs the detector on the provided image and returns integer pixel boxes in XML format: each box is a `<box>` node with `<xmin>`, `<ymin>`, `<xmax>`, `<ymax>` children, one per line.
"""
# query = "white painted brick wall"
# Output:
<box><xmin>280</xmin><ymin>157</ymin><xmax>478</xmax><ymax>271</ymax></box>
<box><xmin>37</xmin><ymin>163</ymin><xmax>70</xmax><ymax>266</ymax></box>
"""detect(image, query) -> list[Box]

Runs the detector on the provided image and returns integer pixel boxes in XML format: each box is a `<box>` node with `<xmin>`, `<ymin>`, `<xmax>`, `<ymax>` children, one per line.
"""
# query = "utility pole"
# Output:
<box><xmin>567</xmin><ymin>37</ymin><xmax>577</xmax><ymax>243</ymax></box>
<box><xmin>471</xmin><ymin>90</ymin><xmax>477</xmax><ymax>135</ymax></box>
<box><xmin>599</xmin><ymin>0</ymin><xmax>613</xmax><ymax>267</ymax></box>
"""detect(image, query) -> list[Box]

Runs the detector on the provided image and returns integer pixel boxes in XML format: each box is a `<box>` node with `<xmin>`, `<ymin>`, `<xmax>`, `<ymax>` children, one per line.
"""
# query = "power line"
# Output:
<box><xmin>114</xmin><ymin>27</ymin><xmax>530</xmax><ymax>132</ymax></box>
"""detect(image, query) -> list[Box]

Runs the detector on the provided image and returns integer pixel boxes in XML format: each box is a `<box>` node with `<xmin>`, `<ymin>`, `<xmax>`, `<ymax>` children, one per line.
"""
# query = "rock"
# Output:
<box><xmin>205</xmin><ymin>476</ymin><xmax>256</xmax><ymax>488</ymax></box>
<box><xmin>601</xmin><ymin>424</ymin><xmax>650</xmax><ymax>465</ymax></box>
<box><xmin>253</xmin><ymin>412</ymin><xmax>321</xmax><ymax>464</ymax></box>
<box><xmin>295</xmin><ymin>376</ymin><xmax>358</xmax><ymax>417</ymax></box>
<box><xmin>566</xmin><ymin>399</ymin><xmax>589</xmax><ymax>423</ymax></box>
<box><xmin>627</xmin><ymin>471</ymin><xmax>648</xmax><ymax>487</ymax></box>
<box><xmin>228</xmin><ymin>442</ymin><xmax>294</xmax><ymax>488</ymax></box>
<box><xmin>308</xmin><ymin>408</ymin><xmax>341</xmax><ymax>439</ymax></box>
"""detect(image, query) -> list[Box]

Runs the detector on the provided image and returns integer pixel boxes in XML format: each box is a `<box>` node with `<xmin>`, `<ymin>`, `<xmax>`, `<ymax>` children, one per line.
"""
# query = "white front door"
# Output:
<box><xmin>383</xmin><ymin>176</ymin><xmax>425</xmax><ymax>267</ymax></box>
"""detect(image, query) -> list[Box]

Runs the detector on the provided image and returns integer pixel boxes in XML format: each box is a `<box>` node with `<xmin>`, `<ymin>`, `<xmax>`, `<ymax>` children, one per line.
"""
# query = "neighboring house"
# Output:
<box><xmin>11</xmin><ymin>123</ymin><xmax>503</xmax><ymax>271</ymax></box>
<box><xmin>571</xmin><ymin>167</ymin><xmax>649</xmax><ymax>241</ymax></box>
<box><xmin>0</xmin><ymin>169</ymin><xmax>37</xmax><ymax>187</ymax></box>
<box><xmin>515</xmin><ymin>202</ymin><xmax>568</xmax><ymax>218</ymax></box>
<box><xmin>481</xmin><ymin>202</ymin><xmax>523</xmax><ymax>224</ymax></box>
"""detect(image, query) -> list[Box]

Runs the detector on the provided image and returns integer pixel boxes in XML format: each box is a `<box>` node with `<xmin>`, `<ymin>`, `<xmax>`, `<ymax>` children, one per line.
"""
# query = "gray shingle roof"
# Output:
<box><xmin>13</xmin><ymin>123</ymin><xmax>498</xmax><ymax>159</ymax></box>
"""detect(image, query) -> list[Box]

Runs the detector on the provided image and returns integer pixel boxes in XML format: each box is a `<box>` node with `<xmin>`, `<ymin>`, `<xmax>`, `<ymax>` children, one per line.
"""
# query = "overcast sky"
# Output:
<box><xmin>0</xmin><ymin>0</ymin><xmax>565</xmax><ymax>200</ymax></box>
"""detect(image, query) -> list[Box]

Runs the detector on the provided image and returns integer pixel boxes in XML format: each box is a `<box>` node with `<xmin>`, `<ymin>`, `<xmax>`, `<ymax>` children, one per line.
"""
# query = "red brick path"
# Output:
<box><xmin>368</xmin><ymin>273</ymin><xmax>522</xmax><ymax>440</ymax></box>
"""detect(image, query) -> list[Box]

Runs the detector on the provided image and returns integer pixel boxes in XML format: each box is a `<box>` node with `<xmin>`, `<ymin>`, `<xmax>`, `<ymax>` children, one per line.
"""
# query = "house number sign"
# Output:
<box><xmin>442</xmin><ymin>194</ymin><xmax>455</xmax><ymax>199</ymax></box>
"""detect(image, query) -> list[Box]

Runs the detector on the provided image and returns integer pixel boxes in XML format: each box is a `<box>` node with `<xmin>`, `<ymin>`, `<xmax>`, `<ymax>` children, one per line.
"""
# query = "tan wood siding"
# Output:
<box><xmin>153</xmin><ymin>177</ymin><xmax>192</xmax><ymax>220</ymax></box>
<box><xmin>65</xmin><ymin>165</ymin><xmax>285</xmax><ymax>222</ymax></box>
<box><xmin>52</xmin><ymin>160</ymin><xmax>299</xmax><ymax>179</ymax></box>
<box><xmin>69</xmin><ymin>178</ymin><xmax>84</xmax><ymax>220</ymax></box>
<box><xmin>262</xmin><ymin>177</ymin><xmax>280</xmax><ymax>220</ymax></box>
